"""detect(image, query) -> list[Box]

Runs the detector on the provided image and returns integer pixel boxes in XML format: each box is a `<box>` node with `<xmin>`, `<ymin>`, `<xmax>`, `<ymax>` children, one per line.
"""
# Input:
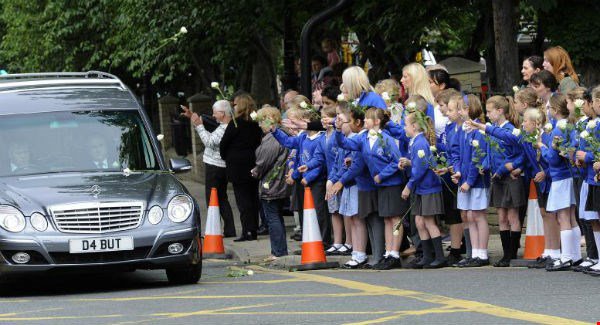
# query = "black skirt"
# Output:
<box><xmin>412</xmin><ymin>192</ymin><xmax>445</xmax><ymax>216</ymax></box>
<box><xmin>441</xmin><ymin>180</ymin><xmax>461</xmax><ymax>225</ymax></box>
<box><xmin>535</xmin><ymin>182</ymin><xmax>549</xmax><ymax>210</ymax></box>
<box><xmin>377</xmin><ymin>185</ymin><xmax>410</xmax><ymax>217</ymax></box>
<box><xmin>489</xmin><ymin>176</ymin><xmax>526</xmax><ymax>208</ymax></box>
<box><xmin>358</xmin><ymin>190</ymin><xmax>378</xmax><ymax>219</ymax></box>
<box><xmin>586</xmin><ymin>184</ymin><xmax>600</xmax><ymax>212</ymax></box>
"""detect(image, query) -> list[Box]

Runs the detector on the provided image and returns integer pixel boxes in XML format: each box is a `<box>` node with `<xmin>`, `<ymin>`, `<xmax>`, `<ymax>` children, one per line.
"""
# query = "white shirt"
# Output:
<box><xmin>433</xmin><ymin>105</ymin><xmax>449</xmax><ymax>138</ymax></box>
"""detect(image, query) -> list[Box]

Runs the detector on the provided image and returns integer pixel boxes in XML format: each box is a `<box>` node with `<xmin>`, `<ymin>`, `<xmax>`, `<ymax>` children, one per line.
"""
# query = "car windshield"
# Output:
<box><xmin>0</xmin><ymin>110</ymin><xmax>159</xmax><ymax>176</ymax></box>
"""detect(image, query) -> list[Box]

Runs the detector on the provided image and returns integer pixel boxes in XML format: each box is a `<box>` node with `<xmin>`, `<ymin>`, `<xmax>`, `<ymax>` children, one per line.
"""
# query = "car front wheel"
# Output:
<box><xmin>166</xmin><ymin>262</ymin><xmax>202</xmax><ymax>285</ymax></box>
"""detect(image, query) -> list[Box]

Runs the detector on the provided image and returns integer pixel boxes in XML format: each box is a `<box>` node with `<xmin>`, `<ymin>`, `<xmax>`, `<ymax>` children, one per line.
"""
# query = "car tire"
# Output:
<box><xmin>166</xmin><ymin>261</ymin><xmax>202</xmax><ymax>285</ymax></box>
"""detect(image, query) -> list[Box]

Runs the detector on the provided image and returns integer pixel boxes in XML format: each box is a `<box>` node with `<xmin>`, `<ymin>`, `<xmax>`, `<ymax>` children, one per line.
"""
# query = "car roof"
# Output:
<box><xmin>0</xmin><ymin>72</ymin><xmax>140</xmax><ymax>115</ymax></box>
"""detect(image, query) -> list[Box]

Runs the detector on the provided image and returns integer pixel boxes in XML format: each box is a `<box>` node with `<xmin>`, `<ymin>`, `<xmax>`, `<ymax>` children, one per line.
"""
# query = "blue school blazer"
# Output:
<box><xmin>458</xmin><ymin>126</ymin><xmax>490</xmax><ymax>188</ymax></box>
<box><xmin>272</xmin><ymin>129</ymin><xmax>325</xmax><ymax>185</ymax></box>
<box><xmin>485</xmin><ymin>122</ymin><xmax>525</xmax><ymax>177</ymax></box>
<box><xmin>407</xmin><ymin>133</ymin><xmax>442</xmax><ymax>195</ymax></box>
<box><xmin>540</xmin><ymin>123</ymin><xmax>574</xmax><ymax>182</ymax></box>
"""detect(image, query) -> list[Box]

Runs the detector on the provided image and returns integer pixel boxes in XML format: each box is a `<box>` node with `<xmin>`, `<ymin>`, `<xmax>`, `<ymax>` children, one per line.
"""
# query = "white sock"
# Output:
<box><xmin>591</xmin><ymin>261</ymin><xmax>600</xmax><ymax>270</ymax></box>
<box><xmin>549</xmin><ymin>249</ymin><xmax>561</xmax><ymax>259</ymax></box>
<box><xmin>472</xmin><ymin>249</ymin><xmax>480</xmax><ymax>259</ymax></box>
<box><xmin>333</xmin><ymin>243</ymin><xmax>343</xmax><ymax>249</ymax></box>
<box><xmin>384</xmin><ymin>250</ymin><xmax>390</xmax><ymax>258</ymax></box>
<box><xmin>345</xmin><ymin>244</ymin><xmax>353</xmax><ymax>249</ymax></box>
<box><xmin>480</xmin><ymin>249</ymin><xmax>488</xmax><ymax>260</ymax></box>
<box><xmin>355</xmin><ymin>251</ymin><xmax>367</xmax><ymax>262</ymax></box>
<box><xmin>542</xmin><ymin>249</ymin><xmax>549</xmax><ymax>257</ymax></box>
<box><xmin>389</xmin><ymin>250</ymin><xmax>400</xmax><ymax>258</ymax></box>
<box><xmin>572</xmin><ymin>226</ymin><xmax>582</xmax><ymax>261</ymax></box>
<box><xmin>560</xmin><ymin>230</ymin><xmax>573</xmax><ymax>261</ymax></box>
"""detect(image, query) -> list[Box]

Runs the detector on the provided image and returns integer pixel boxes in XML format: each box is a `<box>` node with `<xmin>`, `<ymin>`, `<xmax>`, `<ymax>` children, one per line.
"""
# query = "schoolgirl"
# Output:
<box><xmin>538</xmin><ymin>93</ymin><xmax>580</xmax><ymax>271</ymax></box>
<box><xmin>452</xmin><ymin>94</ymin><xmax>491</xmax><ymax>267</ymax></box>
<box><xmin>329</xmin><ymin>106</ymin><xmax>369</xmax><ymax>268</ymax></box>
<box><xmin>575</xmin><ymin>86</ymin><xmax>600</xmax><ymax>274</ymax></box>
<box><xmin>400</xmin><ymin>111</ymin><xmax>446</xmax><ymax>268</ymax></box>
<box><xmin>335</xmin><ymin>107</ymin><xmax>408</xmax><ymax>269</ymax></box>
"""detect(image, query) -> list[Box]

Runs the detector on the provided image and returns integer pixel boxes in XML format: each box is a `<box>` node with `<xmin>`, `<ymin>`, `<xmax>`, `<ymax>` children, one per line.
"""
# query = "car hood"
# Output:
<box><xmin>0</xmin><ymin>172</ymin><xmax>188</xmax><ymax>215</ymax></box>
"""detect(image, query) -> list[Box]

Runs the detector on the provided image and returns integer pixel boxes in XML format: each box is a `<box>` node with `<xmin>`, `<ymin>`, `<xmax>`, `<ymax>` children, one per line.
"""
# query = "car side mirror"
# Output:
<box><xmin>170</xmin><ymin>158</ymin><xmax>192</xmax><ymax>173</ymax></box>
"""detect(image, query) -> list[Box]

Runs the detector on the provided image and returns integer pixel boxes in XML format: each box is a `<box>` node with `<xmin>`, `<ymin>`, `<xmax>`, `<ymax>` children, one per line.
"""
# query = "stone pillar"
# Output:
<box><xmin>188</xmin><ymin>94</ymin><xmax>213</xmax><ymax>175</ymax></box>
<box><xmin>158</xmin><ymin>95</ymin><xmax>179</xmax><ymax>152</ymax></box>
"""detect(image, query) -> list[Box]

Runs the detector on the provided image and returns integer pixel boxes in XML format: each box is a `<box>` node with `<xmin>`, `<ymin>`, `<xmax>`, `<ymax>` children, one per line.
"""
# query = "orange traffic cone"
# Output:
<box><xmin>202</xmin><ymin>188</ymin><xmax>229</xmax><ymax>259</ymax></box>
<box><xmin>292</xmin><ymin>187</ymin><xmax>339</xmax><ymax>271</ymax></box>
<box><xmin>511</xmin><ymin>180</ymin><xmax>544</xmax><ymax>266</ymax></box>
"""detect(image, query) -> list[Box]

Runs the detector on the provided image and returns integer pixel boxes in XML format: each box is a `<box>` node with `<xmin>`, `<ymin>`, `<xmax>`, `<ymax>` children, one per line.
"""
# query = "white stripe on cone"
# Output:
<box><xmin>302</xmin><ymin>208</ymin><xmax>322</xmax><ymax>243</ymax></box>
<box><xmin>525</xmin><ymin>199</ymin><xmax>543</xmax><ymax>236</ymax></box>
<box><xmin>204</xmin><ymin>206</ymin><xmax>222</xmax><ymax>236</ymax></box>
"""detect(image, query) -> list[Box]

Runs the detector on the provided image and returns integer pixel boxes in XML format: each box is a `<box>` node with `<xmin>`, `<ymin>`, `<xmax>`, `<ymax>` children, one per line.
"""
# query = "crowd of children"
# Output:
<box><xmin>250</xmin><ymin>45</ymin><xmax>600</xmax><ymax>275</ymax></box>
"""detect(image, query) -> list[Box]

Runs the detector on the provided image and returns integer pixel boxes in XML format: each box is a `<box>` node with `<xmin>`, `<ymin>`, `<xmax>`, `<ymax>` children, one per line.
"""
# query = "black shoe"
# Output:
<box><xmin>493</xmin><ymin>258</ymin><xmax>510</xmax><ymax>267</ymax></box>
<box><xmin>528</xmin><ymin>256</ymin><xmax>548</xmax><ymax>269</ymax></box>
<box><xmin>256</xmin><ymin>226</ymin><xmax>269</xmax><ymax>236</ymax></box>
<box><xmin>233</xmin><ymin>232</ymin><xmax>256</xmax><ymax>242</ymax></box>
<box><xmin>584</xmin><ymin>266</ymin><xmax>600</xmax><ymax>276</ymax></box>
<box><xmin>423</xmin><ymin>259</ymin><xmax>447</xmax><ymax>269</ymax></box>
<box><xmin>292</xmin><ymin>233</ymin><xmax>302</xmax><ymax>241</ymax></box>
<box><xmin>341</xmin><ymin>259</ymin><xmax>367</xmax><ymax>269</ymax></box>
<box><xmin>337</xmin><ymin>244</ymin><xmax>353</xmax><ymax>256</ymax></box>
<box><xmin>572</xmin><ymin>258</ymin><xmax>584</xmax><ymax>267</ymax></box>
<box><xmin>453</xmin><ymin>257</ymin><xmax>471</xmax><ymax>267</ymax></box>
<box><xmin>573</xmin><ymin>258</ymin><xmax>597</xmax><ymax>272</ymax></box>
<box><xmin>325</xmin><ymin>245</ymin><xmax>340</xmax><ymax>256</ymax></box>
<box><xmin>546</xmin><ymin>258</ymin><xmax>572</xmax><ymax>271</ymax></box>
<box><xmin>460</xmin><ymin>257</ymin><xmax>488</xmax><ymax>268</ymax></box>
<box><xmin>447</xmin><ymin>254</ymin><xmax>463</xmax><ymax>267</ymax></box>
<box><xmin>408</xmin><ymin>256</ymin><xmax>424</xmax><ymax>269</ymax></box>
<box><xmin>224</xmin><ymin>233</ymin><xmax>237</xmax><ymax>238</ymax></box>
<box><xmin>373</xmin><ymin>256</ymin><xmax>402</xmax><ymax>270</ymax></box>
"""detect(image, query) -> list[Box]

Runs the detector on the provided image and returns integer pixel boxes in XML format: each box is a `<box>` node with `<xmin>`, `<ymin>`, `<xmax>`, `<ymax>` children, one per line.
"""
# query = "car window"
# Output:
<box><xmin>0</xmin><ymin>110</ymin><xmax>159</xmax><ymax>176</ymax></box>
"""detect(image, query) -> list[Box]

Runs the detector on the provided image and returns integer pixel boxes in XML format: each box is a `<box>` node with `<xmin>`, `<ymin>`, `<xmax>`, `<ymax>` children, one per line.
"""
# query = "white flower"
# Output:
<box><xmin>471</xmin><ymin>139</ymin><xmax>479</xmax><ymax>148</ymax></box>
<box><xmin>368</xmin><ymin>129</ymin><xmax>378</xmax><ymax>137</ymax></box>
<box><xmin>210</xmin><ymin>82</ymin><xmax>219</xmax><ymax>89</ymax></box>
<box><xmin>580</xmin><ymin>130</ymin><xmax>590</xmax><ymax>139</ymax></box>
<box><xmin>250</xmin><ymin>111</ymin><xmax>258</xmax><ymax>121</ymax></box>
<box><xmin>557</xmin><ymin>120</ymin><xmax>567</xmax><ymax>130</ymax></box>
<box><xmin>337</xmin><ymin>94</ymin><xmax>346</xmax><ymax>102</ymax></box>
<box><xmin>407</xmin><ymin>102</ymin><xmax>417</xmax><ymax>110</ymax></box>
<box><xmin>478</xmin><ymin>129</ymin><xmax>485</xmax><ymax>135</ymax></box>
<box><xmin>156</xmin><ymin>134</ymin><xmax>164</xmax><ymax>141</ymax></box>
<box><xmin>382</xmin><ymin>92</ymin><xmax>391</xmax><ymax>101</ymax></box>
<box><xmin>393</xmin><ymin>229</ymin><xmax>400</xmax><ymax>236</ymax></box>
<box><xmin>122</xmin><ymin>168</ymin><xmax>131</xmax><ymax>176</ymax></box>
<box><xmin>587</xmin><ymin>120</ymin><xmax>597</xmax><ymax>130</ymax></box>
<box><xmin>512</xmin><ymin>86</ymin><xmax>520</xmax><ymax>93</ymax></box>
<box><xmin>262</xmin><ymin>182</ymin><xmax>270</xmax><ymax>190</ymax></box>
<box><xmin>417</xmin><ymin>150</ymin><xmax>426</xmax><ymax>158</ymax></box>
<box><xmin>180</xmin><ymin>27</ymin><xmax>188</xmax><ymax>34</ymax></box>
<box><xmin>429</xmin><ymin>145</ymin><xmax>437</xmax><ymax>153</ymax></box>
<box><xmin>486</xmin><ymin>122</ymin><xmax>492</xmax><ymax>127</ymax></box>
<box><xmin>247</xmin><ymin>270</ymin><xmax>254</xmax><ymax>276</ymax></box>
<box><xmin>574</xmin><ymin>99</ymin><xmax>585</xmax><ymax>108</ymax></box>
<box><xmin>512</xmin><ymin>128</ymin><xmax>521</xmax><ymax>136</ymax></box>
<box><xmin>544</xmin><ymin>123</ymin><xmax>553</xmax><ymax>132</ymax></box>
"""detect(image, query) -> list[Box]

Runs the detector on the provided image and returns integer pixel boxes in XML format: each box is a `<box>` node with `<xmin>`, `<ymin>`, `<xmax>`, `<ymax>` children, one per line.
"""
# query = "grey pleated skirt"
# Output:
<box><xmin>358</xmin><ymin>189</ymin><xmax>378</xmax><ymax>219</ymax></box>
<box><xmin>412</xmin><ymin>192</ymin><xmax>445</xmax><ymax>216</ymax></box>
<box><xmin>489</xmin><ymin>176</ymin><xmax>526</xmax><ymax>208</ymax></box>
<box><xmin>377</xmin><ymin>185</ymin><xmax>410</xmax><ymax>217</ymax></box>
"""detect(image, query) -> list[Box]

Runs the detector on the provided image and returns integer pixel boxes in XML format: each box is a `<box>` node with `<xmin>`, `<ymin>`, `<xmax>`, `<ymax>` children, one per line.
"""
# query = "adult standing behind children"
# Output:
<box><xmin>543</xmin><ymin>46</ymin><xmax>579</xmax><ymax>94</ymax></box>
<box><xmin>182</xmin><ymin>100</ymin><xmax>236</xmax><ymax>238</ymax></box>
<box><xmin>220</xmin><ymin>93</ymin><xmax>263</xmax><ymax>242</ymax></box>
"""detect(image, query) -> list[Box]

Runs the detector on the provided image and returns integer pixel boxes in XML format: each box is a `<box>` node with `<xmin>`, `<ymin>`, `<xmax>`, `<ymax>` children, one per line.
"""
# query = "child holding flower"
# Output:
<box><xmin>400</xmin><ymin>111</ymin><xmax>446</xmax><ymax>268</ymax></box>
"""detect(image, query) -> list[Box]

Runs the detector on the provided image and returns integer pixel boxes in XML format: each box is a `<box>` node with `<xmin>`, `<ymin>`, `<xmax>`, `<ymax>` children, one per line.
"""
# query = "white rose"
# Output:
<box><xmin>180</xmin><ymin>27</ymin><xmax>188</xmax><ymax>34</ymax></box>
<box><xmin>211</xmin><ymin>82</ymin><xmax>219</xmax><ymax>89</ymax></box>
<box><xmin>544</xmin><ymin>123</ymin><xmax>553</xmax><ymax>132</ymax></box>
<box><xmin>512</xmin><ymin>86</ymin><xmax>520</xmax><ymax>93</ymax></box>
<box><xmin>429</xmin><ymin>145</ymin><xmax>437</xmax><ymax>152</ymax></box>
<box><xmin>156</xmin><ymin>134</ymin><xmax>164</xmax><ymax>141</ymax></box>
<box><xmin>262</xmin><ymin>182</ymin><xmax>270</xmax><ymax>190</ymax></box>
<box><xmin>574</xmin><ymin>99</ymin><xmax>585</xmax><ymax>108</ymax></box>
<box><xmin>382</xmin><ymin>92</ymin><xmax>391</xmax><ymax>101</ymax></box>
<box><xmin>557</xmin><ymin>120</ymin><xmax>567</xmax><ymax>130</ymax></box>
<box><xmin>250</xmin><ymin>111</ymin><xmax>258</xmax><ymax>121</ymax></box>
<box><xmin>587</xmin><ymin>120</ymin><xmax>597</xmax><ymax>130</ymax></box>
<box><xmin>512</xmin><ymin>128</ymin><xmax>521</xmax><ymax>136</ymax></box>
<box><xmin>486</xmin><ymin>122</ymin><xmax>492</xmax><ymax>127</ymax></box>
<box><xmin>337</xmin><ymin>94</ymin><xmax>346</xmax><ymax>102</ymax></box>
<box><xmin>479</xmin><ymin>129</ymin><xmax>485</xmax><ymax>135</ymax></box>
<box><xmin>300</xmin><ymin>101</ymin><xmax>308</xmax><ymax>109</ymax></box>
<box><xmin>471</xmin><ymin>139</ymin><xmax>479</xmax><ymax>148</ymax></box>
<box><xmin>247</xmin><ymin>270</ymin><xmax>254</xmax><ymax>276</ymax></box>
<box><xmin>580</xmin><ymin>130</ymin><xmax>590</xmax><ymax>139</ymax></box>
<box><xmin>368</xmin><ymin>129</ymin><xmax>378</xmax><ymax>137</ymax></box>
<box><xmin>393</xmin><ymin>229</ymin><xmax>400</xmax><ymax>236</ymax></box>
<box><xmin>407</xmin><ymin>102</ymin><xmax>417</xmax><ymax>110</ymax></box>
<box><xmin>417</xmin><ymin>150</ymin><xmax>426</xmax><ymax>158</ymax></box>
<box><xmin>122</xmin><ymin>168</ymin><xmax>131</xmax><ymax>176</ymax></box>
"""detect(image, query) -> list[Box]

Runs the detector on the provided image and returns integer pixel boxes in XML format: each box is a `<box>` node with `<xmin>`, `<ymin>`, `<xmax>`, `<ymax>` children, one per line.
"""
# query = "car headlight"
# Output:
<box><xmin>30</xmin><ymin>212</ymin><xmax>48</xmax><ymax>232</ymax></box>
<box><xmin>148</xmin><ymin>206</ymin><xmax>163</xmax><ymax>225</ymax></box>
<box><xmin>0</xmin><ymin>206</ymin><xmax>26</xmax><ymax>232</ymax></box>
<box><xmin>167</xmin><ymin>195</ymin><xmax>193</xmax><ymax>223</ymax></box>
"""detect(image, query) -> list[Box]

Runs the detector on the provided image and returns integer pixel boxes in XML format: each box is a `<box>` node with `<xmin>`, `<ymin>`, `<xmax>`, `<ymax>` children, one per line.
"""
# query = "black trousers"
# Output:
<box><xmin>205</xmin><ymin>164</ymin><xmax>236</xmax><ymax>237</ymax></box>
<box><xmin>309</xmin><ymin>181</ymin><xmax>331</xmax><ymax>245</ymax></box>
<box><xmin>232</xmin><ymin>180</ymin><xmax>259</xmax><ymax>235</ymax></box>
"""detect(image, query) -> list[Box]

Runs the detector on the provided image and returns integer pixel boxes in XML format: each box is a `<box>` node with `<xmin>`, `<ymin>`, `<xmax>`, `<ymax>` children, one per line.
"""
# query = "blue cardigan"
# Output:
<box><xmin>485</xmin><ymin>122</ymin><xmax>525</xmax><ymax>177</ymax></box>
<box><xmin>358</xmin><ymin>91</ymin><xmax>387</xmax><ymax>109</ymax></box>
<box><xmin>406</xmin><ymin>133</ymin><xmax>442</xmax><ymax>195</ymax></box>
<box><xmin>385</xmin><ymin>121</ymin><xmax>410</xmax><ymax>158</ymax></box>
<box><xmin>540</xmin><ymin>120</ymin><xmax>574</xmax><ymax>182</ymax></box>
<box><xmin>580</xmin><ymin>119</ymin><xmax>600</xmax><ymax>186</ymax></box>
<box><xmin>272</xmin><ymin>129</ymin><xmax>326</xmax><ymax>184</ymax></box>
<box><xmin>458</xmin><ymin>125</ymin><xmax>490</xmax><ymax>188</ymax></box>
<box><xmin>328</xmin><ymin>133</ymin><xmax>356</xmax><ymax>187</ymax></box>
<box><xmin>334</xmin><ymin>130</ymin><xmax>405</xmax><ymax>187</ymax></box>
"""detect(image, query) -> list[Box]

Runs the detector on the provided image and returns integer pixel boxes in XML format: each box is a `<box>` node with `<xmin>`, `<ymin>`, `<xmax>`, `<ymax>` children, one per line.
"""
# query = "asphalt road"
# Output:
<box><xmin>0</xmin><ymin>259</ymin><xmax>597</xmax><ymax>324</ymax></box>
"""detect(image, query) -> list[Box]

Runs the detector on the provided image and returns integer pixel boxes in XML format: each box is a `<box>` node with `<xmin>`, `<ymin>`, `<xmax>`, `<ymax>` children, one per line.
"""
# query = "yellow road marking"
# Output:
<box><xmin>153</xmin><ymin>303</ymin><xmax>275</xmax><ymax>318</ymax></box>
<box><xmin>202</xmin><ymin>278</ymin><xmax>307</xmax><ymax>284</ymax></box>
<box><xmin>0</xmin><ymin>314</ymin><xmax>122</xmax><ymax>321</ymax></box>
<box><xmin>345</xmin><ymin>306</ymin><xmax>469</xmax><ymax>324</ymax></box>
<box><xmin>274</xmin><ymin>268</ymin><xmax>590</xmax><ymax>325</ymax></box>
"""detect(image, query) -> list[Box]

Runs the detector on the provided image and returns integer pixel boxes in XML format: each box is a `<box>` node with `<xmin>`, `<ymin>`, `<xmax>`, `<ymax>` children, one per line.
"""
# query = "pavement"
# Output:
<box><xmin>171</xmin><ymin>149</ymin><xmax>514</xmax><ymax>269</ymax></box>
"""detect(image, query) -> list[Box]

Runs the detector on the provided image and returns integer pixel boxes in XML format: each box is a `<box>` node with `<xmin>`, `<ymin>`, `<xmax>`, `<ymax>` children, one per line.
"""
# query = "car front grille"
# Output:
<box><xmin>49</xmin><ymin>202</ymin><xmax>144</xmax><ymax>234</ymax></box>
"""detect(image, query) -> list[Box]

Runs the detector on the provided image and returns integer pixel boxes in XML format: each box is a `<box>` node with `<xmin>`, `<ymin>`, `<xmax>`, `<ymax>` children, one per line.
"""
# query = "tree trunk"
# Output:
<box><xmin>251</xmin><ymin>35</ymin><xmax>277</xmax><ymax>106</ymax></box>
<box><xmin>491</xmin><ymin>0</ymin><xmax>519</xmax><ymax>93</ymax></box>
<box><xmin>281</xmin><ymin>0</ymin><xmax>298</xmax><ymax>92</ymax></box>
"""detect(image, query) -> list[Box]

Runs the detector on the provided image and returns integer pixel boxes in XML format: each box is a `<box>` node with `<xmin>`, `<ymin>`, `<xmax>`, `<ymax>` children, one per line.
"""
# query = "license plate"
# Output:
<box><xmin>69</xmin><ymin>236</ymin><xmax>134</xmax><ymax>253</ymax></box>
